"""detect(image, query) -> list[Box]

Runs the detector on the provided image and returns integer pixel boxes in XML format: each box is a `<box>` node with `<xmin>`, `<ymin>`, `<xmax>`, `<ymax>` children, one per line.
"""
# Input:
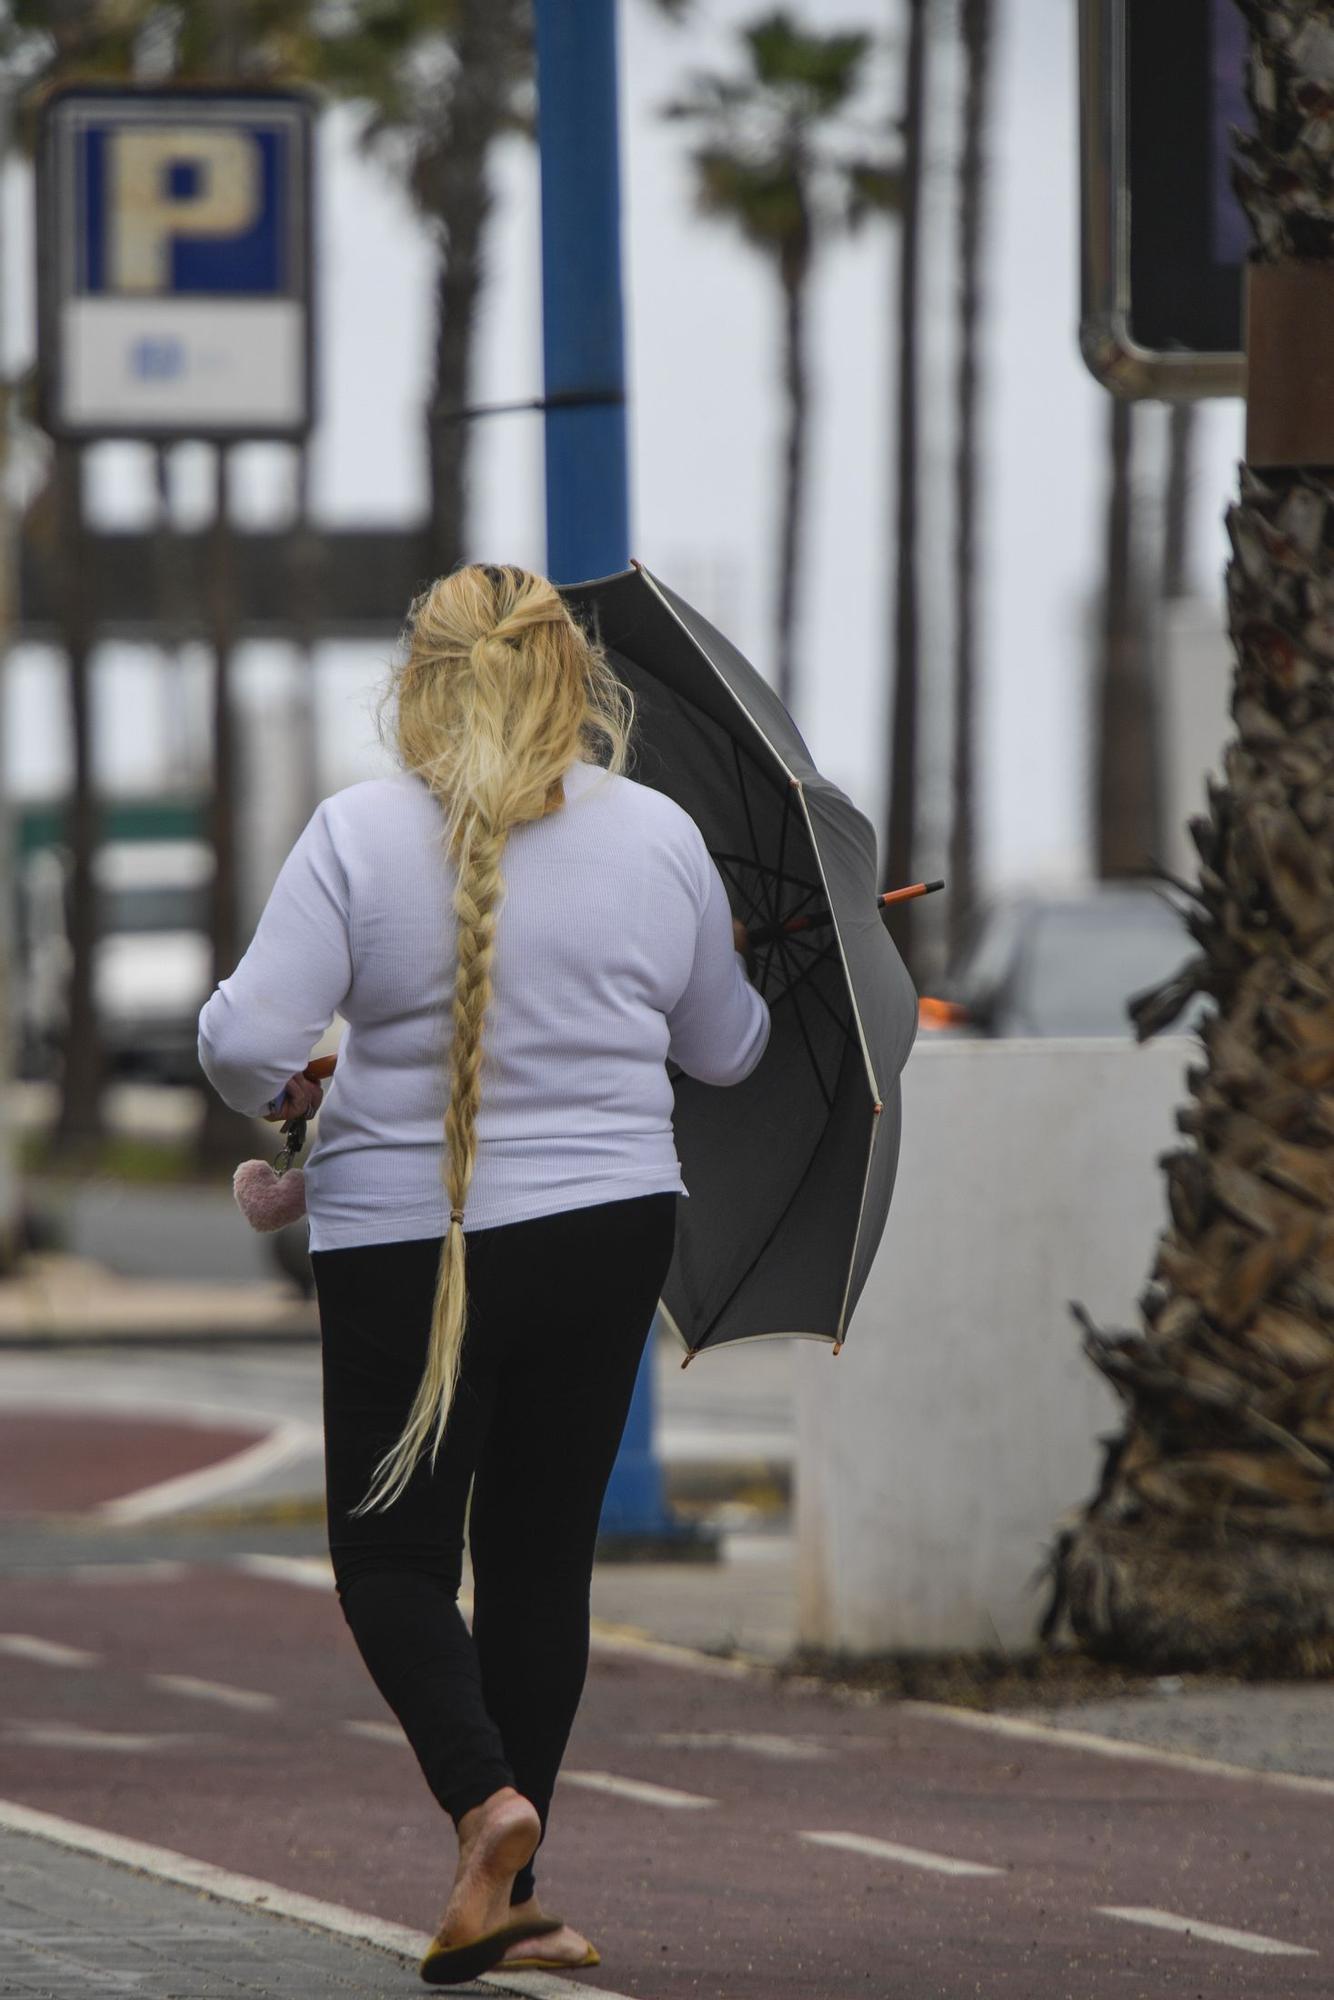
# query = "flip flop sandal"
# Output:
<box><xmin>500</xmin><ymin>1931</ymin><xmax>601</xmax><ymax>1972</ymax></box>
<box><xmin>419</xmin><ymin>1915</ymin><xmax>563</xmax><ymax>1986</ymax></box>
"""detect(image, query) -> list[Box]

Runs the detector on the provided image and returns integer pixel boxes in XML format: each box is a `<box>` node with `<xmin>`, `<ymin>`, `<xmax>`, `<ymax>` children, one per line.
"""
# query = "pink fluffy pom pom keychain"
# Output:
<box><xmin>233</xmin><ymin>1056</ymin><xmax>336</xmax><ymax>1232</ymax></box>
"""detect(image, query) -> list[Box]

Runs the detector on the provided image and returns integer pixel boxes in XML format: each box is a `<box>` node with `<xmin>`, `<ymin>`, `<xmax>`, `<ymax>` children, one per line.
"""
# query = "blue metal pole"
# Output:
<box><xmin>534</xmin><ymin>0</ymin><xmax>630</xmax><ymax>585</ymax></box>
<box><xmin>535</xmin><ymin>0</ymin><xmax>672</xmax><ymax>1542</ymax></box>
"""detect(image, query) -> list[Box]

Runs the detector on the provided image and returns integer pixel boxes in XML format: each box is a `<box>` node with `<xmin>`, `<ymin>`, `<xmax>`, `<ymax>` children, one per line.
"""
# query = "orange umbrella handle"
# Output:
<box><xmin>877</xmin><ymin>879</ymin><xmax>945</xmax><ymax>909</ymax></box>
<box><xmin>303</xmin><ymin>1054</ymin><xmax>338</xmax><ymax>1081</ymax></box>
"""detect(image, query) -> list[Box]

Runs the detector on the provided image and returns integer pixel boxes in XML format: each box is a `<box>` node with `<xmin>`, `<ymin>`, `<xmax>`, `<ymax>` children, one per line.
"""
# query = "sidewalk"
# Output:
<box><xmin>0</xmin><ymin>1810</ymin><xmax>583</xmax><ymax>2000</ymax></box>
<box><xmin>0</xmin><ymin>1253</ymin><xmax>318</xmax><ymax>1347</ymax></box>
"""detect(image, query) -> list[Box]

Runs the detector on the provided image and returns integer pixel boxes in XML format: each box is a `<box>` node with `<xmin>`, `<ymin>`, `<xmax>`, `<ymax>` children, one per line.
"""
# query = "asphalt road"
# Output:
<box><xmin>3</xmin><ymin>1408</ymin><xmax>1332</xmax><ymax>1997</ymax></box>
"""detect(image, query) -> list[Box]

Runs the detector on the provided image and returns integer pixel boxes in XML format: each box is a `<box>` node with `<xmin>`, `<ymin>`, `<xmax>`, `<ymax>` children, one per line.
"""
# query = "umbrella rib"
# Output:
<box><xmin>780</xmin><ymin>953</ymin><xmax>856</xmax><ymax>1039</ymax></box>
<box><xmin>712</xmin><ymin>853</ymin><xmax>776</xmax><ymax>934</ymax></box>
<box><xmin>732</xmin><ymin>740</ymin><xmax>780</xmax><ymax>930</ymax></box>
<box><xmin>709</xmin><ymin>846</ymin><xmax>827</xmax><ymax>1002</ymax></box>
<box><xmin>762</xmin><ymin>783</ymin><xmax>796</xmax><ymax>983</ymax></box>
<box><xmin>782</xmin><ymin>975</ymin><xmax>836</xmax><ymax>1112</ymax></box>
<box><xmin>709</xmin><ymin>853</ymin><xmax>827</xmax><ymax>903</ymax></box>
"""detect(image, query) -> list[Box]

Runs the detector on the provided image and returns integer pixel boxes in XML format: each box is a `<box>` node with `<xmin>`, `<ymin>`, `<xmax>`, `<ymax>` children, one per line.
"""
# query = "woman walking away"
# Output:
<box><xmin>197</xmin><ymin>564</ymin><xmax>770</xmax><ymax>1986</ymax></box>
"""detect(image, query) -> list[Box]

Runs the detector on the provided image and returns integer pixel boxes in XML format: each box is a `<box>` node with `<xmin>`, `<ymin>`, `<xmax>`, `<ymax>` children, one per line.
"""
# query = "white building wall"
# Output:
<box><xmin>795</xmin><ymin>1035</ymin><xmax>1195</xmax><ymax>1653</ymax></box>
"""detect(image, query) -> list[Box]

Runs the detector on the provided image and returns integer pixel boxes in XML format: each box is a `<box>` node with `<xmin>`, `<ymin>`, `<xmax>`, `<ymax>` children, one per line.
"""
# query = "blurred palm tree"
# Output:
<box><xmin>947</xmin><ymin>0</ymin><xmax>992</xmax><ymax>965</ymax></box>
<box><xmin>290</xmin><ymin>0</ymin><xmax>532</xmax><ymax>570</ymax></box>
<box><xmin>664</xmin><ymin>10</ymin><xmax>899</xmax><ymax>714</ymax></box>
<box><xmin>1093</xmin><ymin>395</ymin><xmax>1160</xmax><ymax>879</ymax></box>
<box><xmin>882</xmin><ymin>0</ymin><xmax>925</xmax><ymax>979</ymax></box>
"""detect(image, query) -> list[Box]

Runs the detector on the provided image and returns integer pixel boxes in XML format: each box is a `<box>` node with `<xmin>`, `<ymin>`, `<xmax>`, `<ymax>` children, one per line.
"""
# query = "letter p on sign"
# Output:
<box><xmin>110</xmin><ymin>128</ymin><xmax>261</xmax><ymax>293</ymax></box>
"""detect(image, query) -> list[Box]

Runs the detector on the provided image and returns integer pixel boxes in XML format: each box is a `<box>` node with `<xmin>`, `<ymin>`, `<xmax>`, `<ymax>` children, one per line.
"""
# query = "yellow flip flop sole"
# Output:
<box><xmin>420</xmin><ymin>1915</ymin><xmax>562</xmax><ymax>1986</ymax></box>
<box><xmin>501</xmin><ymin>1944</ymin><xmax>601</xmax><ymax>1971</ymax></box>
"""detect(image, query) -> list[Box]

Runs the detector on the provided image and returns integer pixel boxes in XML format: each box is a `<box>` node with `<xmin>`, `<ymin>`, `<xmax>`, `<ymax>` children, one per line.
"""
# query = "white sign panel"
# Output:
<box><xmin>39</xmin><ymin>89</ymin><xmax>313</xmax><ymax>441</ymax></box>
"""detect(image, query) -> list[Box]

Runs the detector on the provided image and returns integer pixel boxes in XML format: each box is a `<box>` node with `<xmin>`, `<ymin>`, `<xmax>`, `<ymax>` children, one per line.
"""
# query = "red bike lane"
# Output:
<box><xmin>1</xmin><ymin>1557</ymin><xmax>1329</xmax><ymax>1999</ymax></box>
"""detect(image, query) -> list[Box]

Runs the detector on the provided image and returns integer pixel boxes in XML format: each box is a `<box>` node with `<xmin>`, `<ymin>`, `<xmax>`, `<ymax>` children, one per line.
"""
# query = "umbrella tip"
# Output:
<box><xmin>681</xmin><ymin>1350</ymin><xmax>696</xmax><ymax>1369</ymax></box>
<box><xmin>832</xmin><ymin>1341</ymin><xmax>844</xmax><ymax>1357</ymax></box>
<box><xmin>872</xmin><ymin>1101</ymin><xmax>884</xmax><ymax>1116</ymax></box>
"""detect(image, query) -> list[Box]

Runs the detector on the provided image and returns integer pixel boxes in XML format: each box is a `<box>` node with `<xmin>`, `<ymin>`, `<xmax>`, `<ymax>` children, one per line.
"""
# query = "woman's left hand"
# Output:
<box><xmin>262</xmin><ymin>1072</ymin><xmax>325</xmax><ymax>1124</ymax></box>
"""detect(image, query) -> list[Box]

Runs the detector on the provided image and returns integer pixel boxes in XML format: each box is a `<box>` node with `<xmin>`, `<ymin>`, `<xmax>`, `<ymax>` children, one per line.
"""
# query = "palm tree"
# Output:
<box><xmin>947</xmin><ymin>0</ymin><xmax>992</xmax><ymax>964</ymax></box>
<box><xmin>301</xmin><ymin>0</ymin><xmax>531</xmax><ymax>571</ymax></box>
<box><xmin>1162</xmin><ymin>399</ymin><xmax>1197</xmax><ymax>605</ymax></box>
<box><xmin>664</xmin><ymin>10</ymin><xmax>898</xmax><ymax>715</ymax></box>
<box><xmin>883</xmin><ymin>0</ymin><xmax>925</xmax><ymax>978</ymax></box>
<box><xmin>1093</xmin><ymin>395</ymin><xmax>1160</xmax><ymax>878</ymax></box>
<box><xmin>309</xmin><ymin>0</ymin><xmax>689</xmax><ymax>570</ymax></box>
<box><xmin>1047</xmin><ymin>0</ymin><xmax>1334</xmax><ymax>1673</ymax></box>
<box><xmin>0</xmin><ymin>0</ymin><xmax>157</xmax><ymax>1155</ymax></box>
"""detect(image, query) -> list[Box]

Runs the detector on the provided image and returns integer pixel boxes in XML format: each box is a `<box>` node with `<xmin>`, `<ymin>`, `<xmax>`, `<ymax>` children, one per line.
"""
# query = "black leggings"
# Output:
<box><xmin>312</xmin><ymin>1192</ymin><xmax>677</xmax><ymax>1905</ymax></box>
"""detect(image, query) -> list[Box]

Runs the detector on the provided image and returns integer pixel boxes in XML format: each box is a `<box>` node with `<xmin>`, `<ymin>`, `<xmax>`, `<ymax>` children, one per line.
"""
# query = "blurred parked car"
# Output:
<box><xmin>19</xmin><ymin>840</ymin><xmax>213</xmax><ymax>1083</ymax></box>
<box><xmin>927</xmin><ymin>885</ymin><xmax>1206</xmax><ymax>1039</ymax></box>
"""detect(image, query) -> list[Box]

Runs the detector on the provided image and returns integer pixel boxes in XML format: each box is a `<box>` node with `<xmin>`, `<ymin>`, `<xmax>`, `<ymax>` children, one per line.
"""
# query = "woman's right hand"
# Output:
<box><xmin>263</xmin><ymin>1072</ymin><xmax>325</xmax><ymax>1124</ymax></box>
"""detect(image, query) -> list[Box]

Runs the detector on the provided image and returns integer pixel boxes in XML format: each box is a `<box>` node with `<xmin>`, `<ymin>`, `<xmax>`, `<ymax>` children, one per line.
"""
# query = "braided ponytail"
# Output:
<box><xmin>356</xmin><ymin>566</ymin><xmax>633</xmax><ymax>1513</ymax></box>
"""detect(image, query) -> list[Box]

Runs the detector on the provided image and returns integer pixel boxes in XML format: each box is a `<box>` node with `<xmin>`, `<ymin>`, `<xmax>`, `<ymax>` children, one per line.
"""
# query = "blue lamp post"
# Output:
<box><xmin>534</xmin><ymin>0</ymin><xmax>683</xmax><ymax>1548</ymax></box>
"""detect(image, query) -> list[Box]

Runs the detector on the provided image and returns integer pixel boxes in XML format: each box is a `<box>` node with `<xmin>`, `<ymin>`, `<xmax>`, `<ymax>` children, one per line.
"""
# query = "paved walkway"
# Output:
<box><xmin>0</xmin><ymin>1821</ymin><xmax>436</xmax><ymax>2000</ymax></box>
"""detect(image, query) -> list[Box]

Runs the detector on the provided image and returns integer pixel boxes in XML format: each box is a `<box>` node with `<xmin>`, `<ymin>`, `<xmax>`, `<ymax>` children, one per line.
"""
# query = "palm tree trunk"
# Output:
<box><xmin>52</xmin><ymin>441</ymin><xmax>104</xmax><ymax>1153</ymax></box>
<box><xmin>198</xmin><ymin>446</ymin><xmax>251</xmax><ymax>1167</ymax></box>
<box><xmin>885</xmin><ymin>0</ymin><xmax>927</xmax><ymax>978</ymax></box>
<box><xmin>419</xmin><ymin>0</ymin><xmax>522</xmax><ymax>570</ymax></box>
<box><xmin>1047</xmin><ymin>0</ymin><xmax>1334</xmax><ymax>1674</ymax></box>
<box><xmin>774</xmin><ymin>260</ymin><xmax>808</xmax><ymax>714</ymax></box>
<box><xmin>948</xmin><ymin>0</ymin><xmax>992</xmax><ymax>961</ymax></box>
<box><xmin>1094</xmin><ymin>396</ymin><xmax>1160</xmax><ymax>877</ymax></box>
<box><xmin>1162</xmin><ymin>399</ymin><xmax>1196</xmax><ymax>603</ymax></box>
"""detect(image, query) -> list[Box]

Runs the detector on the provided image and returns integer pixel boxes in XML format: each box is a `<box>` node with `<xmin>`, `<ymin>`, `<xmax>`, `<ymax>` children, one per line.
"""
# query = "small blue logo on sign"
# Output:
<box><xmin>130</xmin><ymin>336</ymin><xmax>186</xmax><ymax>380</ymax></box>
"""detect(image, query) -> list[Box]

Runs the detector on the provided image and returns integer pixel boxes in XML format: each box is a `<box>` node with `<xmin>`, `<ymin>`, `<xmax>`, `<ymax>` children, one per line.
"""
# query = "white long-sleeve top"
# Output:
<box><xmin>198</xmin><ymin>761</ymin><xmax>770</xmax><ymax>1250</ymax></box>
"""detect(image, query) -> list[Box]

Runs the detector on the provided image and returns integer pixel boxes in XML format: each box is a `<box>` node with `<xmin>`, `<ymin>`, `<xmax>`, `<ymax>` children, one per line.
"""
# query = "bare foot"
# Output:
<box><xmin>433</xmin><ymin>1789</ymin><xmax>541</xmax><ymax>1946</ymax></box>
<box><xmin>500</xmin><ymin>1896</ymin><xmax>598</xmax><ymax>1967</ymax></box>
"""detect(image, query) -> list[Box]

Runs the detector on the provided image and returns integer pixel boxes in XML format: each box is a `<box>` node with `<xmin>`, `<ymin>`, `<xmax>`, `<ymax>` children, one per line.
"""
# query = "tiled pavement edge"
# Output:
<box><xmin>0</xmin><ymin>1817</ymin><xmax>619</xmax><ymax>2000</ymax></box>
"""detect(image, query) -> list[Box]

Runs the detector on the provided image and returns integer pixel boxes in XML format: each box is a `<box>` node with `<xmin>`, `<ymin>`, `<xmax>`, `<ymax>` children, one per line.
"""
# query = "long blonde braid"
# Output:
<box><xmin>356</xmin><ymin>564</ymin><xmax>634</xmax><ymax>1513</ymax></box>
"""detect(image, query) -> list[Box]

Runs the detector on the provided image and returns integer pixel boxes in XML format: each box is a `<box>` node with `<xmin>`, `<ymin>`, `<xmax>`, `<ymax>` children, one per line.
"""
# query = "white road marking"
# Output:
<box><xmin>68</xmin><ymin>1561</ymin><xmax>189</xmax><ymax>1584</ymax></box>
<box><xmin>908</xmin><ymin>1700</ymin><xmax>1334</xmax><ymax>1801</ymax></box>
<box><xmin>6</xmin><ymin>1722</ymin><xmax>195</xmax><ymax>1753</ymax></box>
<box><xmin>0</xmin><ymin>1796</ymin><xmax>631</xmax><ymax>1998</ymax></box>
<box><xmin>149</xmin><ymin>1673</ymin><xmax>279</xmax><ymax>1713</ymax></box>
<box><xmin>653</xmin><ymin>1730</ymin><xmax>826</xmax><ymax>1761</ymax></box>
<box><xmin>234</xmin><ymin>1551</ymin><xmax>335</xmax><ymax>1590</ymax></box>
<box><xmin>798</xmin><ymin>1829</ymin><xmax>1003</xmax><ymax>1878</ymax></box>
<box><xmin>99</xmin><ymin>1418</ymin><xmax>319</xmax><ymax>1524</ymax></box>
<box><xmin>235</xmin><ymin>1562</ymin><xmax>760</xmax><ymax>1678</ymax></box>
<box><xmin>561</xmin><ymin>1769</ymin><xmax>717</xmax><ymax>1810</ymax></box>
<box><xmin>0</xmin><ymin>1633</ymin><xmax>97</xmax><ymax>1668</ymax></box>
<box><xmin>1097</xmin><ymin>1906</ymin><xmax>1316</xmax><ymax>1958</ymax></box>
<box><xmin>343</xmin><ymin>1719</ymin><xmax>407</xmax><ymax>1746</ymax></box>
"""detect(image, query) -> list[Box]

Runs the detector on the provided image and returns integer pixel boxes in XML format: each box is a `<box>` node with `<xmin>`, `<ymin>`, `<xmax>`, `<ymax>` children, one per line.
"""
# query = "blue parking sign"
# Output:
<box><xmin>39</xmin><ymin>87</ymin><xmax>313</xmax><ymax>440</ymax></box>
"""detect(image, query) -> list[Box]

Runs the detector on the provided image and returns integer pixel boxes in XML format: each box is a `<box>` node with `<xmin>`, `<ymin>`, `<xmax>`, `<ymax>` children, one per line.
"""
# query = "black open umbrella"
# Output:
<box><xmin>561</xmin><ymin>563</ymin><xmax>919</xmax><ymax>1359</ymax></box>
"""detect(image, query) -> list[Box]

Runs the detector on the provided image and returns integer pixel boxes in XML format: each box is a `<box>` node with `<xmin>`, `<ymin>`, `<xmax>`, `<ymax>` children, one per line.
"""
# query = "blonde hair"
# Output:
<box><xmin>356</xmin><ymin>563</ymin><xmax>634</xmax><ymax>1513</ymax></box>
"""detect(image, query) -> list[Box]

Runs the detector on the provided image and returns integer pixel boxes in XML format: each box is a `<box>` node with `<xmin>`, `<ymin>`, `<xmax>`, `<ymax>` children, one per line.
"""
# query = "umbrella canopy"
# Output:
<box><xmin>561</xmin><ymin>563</ymin><xmax>918</xmax><ymax>1356</ymax></box>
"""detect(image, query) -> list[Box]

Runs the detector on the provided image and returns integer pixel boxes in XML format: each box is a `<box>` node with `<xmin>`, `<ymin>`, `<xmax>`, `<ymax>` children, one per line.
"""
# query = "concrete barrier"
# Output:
<box><xmin>795</xmin><ymin>1036</ymin><xmax>1195</xmax><ymax>1654</ymax></box>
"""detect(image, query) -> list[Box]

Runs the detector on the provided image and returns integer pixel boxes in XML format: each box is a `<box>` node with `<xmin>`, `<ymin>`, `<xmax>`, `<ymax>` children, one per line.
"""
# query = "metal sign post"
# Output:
<box><xmin>37</xmin><ymin>86</ymin><xmax>314</xmax><ymax>441</ymax></box>
<box><xmin>1080</xmin><ymin>0</ymin><xmax>1248</xmax><ymax>398</ymax></box>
